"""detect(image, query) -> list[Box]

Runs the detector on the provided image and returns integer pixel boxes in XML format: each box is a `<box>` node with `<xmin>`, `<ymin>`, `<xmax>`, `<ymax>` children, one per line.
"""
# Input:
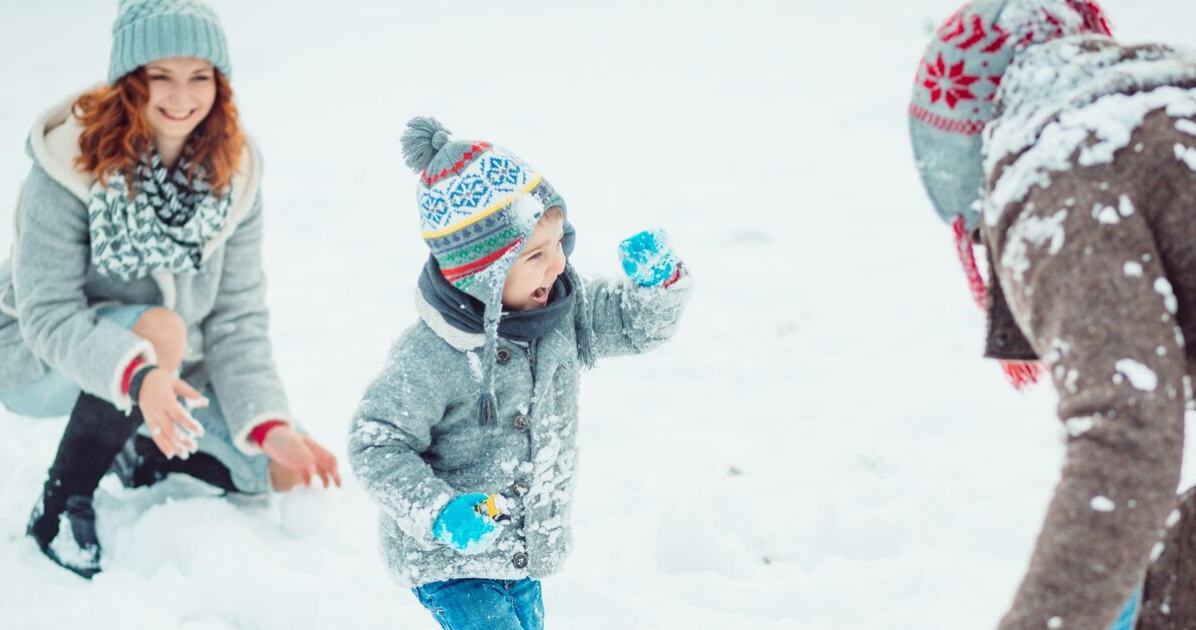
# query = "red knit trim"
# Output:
<box><xmin>250</xmin><ymin>420</ymin><xmax>288</xmax><ymax>447</ymax></box>
<box><xmin>953</xmin><ymin>217</ymin><xmax>1041</xmax><ymax>391</ymax></box>
<box><xmin>953</xmin><ymin>216</ymin><xmax>988</xmax><ymax>309</ymax></box>
<box><xmin>421</xmin><ymin>142</ymin><xmax>492</xmax><ymax>187</ymax></box>
<box><xmin>1002</xmin><ymin>361</ymin><xmax>1042</xmax><ymax>389</ymax></box>
<box><xmin>661</xmin><ymin>263</ymin><xmax>684</xmax><ymax>288</ymax></box>
<box><xmin>909</xmin><ymin>102</ymin><xmax>986</xmax><ymax>136</ymax></box>
<box><xmin>121</xmin><ymin>357</ymin><xmax>146</xmax><ymax>396</ymax></box>
<box><xmin>1067</xmin><ymin>0</ymin><xmax>1113</xmax><ymax>36</ymax></box>
<box><xmin>441</xmin><ymin>238</ymin><xmax>524</xmax><ymax>283</ymax></box>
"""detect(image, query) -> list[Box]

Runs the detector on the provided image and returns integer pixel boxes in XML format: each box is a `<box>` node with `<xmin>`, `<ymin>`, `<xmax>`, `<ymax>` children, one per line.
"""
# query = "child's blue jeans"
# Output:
<box><xmin>412</xmin><ymin>578</ymin><xmax>544</xmax><ymax>630</ymax></box>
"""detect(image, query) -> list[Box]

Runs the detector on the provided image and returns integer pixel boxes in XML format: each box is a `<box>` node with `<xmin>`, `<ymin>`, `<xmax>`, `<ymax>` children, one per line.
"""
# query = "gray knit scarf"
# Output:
<box><xmin>88</xmin><ymin>148</ymin><xmax>232</xmax><ymax>282</ymax></box>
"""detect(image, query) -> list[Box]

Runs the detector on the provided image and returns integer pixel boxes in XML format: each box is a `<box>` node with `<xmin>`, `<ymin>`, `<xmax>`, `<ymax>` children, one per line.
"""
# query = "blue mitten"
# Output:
<box><xmin>432</xmin><ymin>493</ymin><xmax>507</xmax><ymax>555</ymax></box>
<box><xmin>618</xmin><ymin>229</ymin><xmax>678</xmax><ymax>287</ymax></box>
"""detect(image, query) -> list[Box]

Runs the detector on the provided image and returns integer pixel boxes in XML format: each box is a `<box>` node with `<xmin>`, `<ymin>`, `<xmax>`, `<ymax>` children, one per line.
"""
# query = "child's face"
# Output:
<box><xmin>502</xmin><ymin>209</ymin><xmax>566</xmax><ymax>311</ymax></box>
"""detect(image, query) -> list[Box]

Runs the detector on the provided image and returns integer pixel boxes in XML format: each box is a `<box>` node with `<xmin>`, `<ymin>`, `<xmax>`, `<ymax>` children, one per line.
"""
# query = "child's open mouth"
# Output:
<box><xmin>530</xmin><ymin>286</ymin><xmax>550</xmax><ymax>306</ymax></box>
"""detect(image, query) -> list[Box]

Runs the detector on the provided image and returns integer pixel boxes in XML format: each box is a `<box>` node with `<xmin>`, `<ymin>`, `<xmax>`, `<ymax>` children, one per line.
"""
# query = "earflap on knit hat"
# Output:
<box><xmin>909</xmin><ymin>0</ymin><xmax>1113</xmax><ymax>229</ymax></box>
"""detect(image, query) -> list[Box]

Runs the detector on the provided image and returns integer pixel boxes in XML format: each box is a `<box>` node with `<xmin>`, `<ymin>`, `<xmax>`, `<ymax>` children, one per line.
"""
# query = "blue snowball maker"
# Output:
<box><xmin>432</xmin><ymin>493</ymin><xmax>501</xmax><ymax>555</ymax></box>
<box><xmin>618</xmin><ymin>229</ymin><xmax>677</xmax><ymax>287</ymax></box>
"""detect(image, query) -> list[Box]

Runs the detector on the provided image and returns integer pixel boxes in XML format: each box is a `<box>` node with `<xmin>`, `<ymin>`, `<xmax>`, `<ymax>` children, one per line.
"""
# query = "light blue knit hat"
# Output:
<box><xmin>108</xmin><ymin>0</ymin><xmax>231</xmax><ymax>84</ymax></box>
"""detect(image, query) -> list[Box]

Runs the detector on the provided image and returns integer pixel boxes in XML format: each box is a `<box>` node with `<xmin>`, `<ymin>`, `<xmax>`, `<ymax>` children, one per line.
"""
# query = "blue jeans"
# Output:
<box><xmin>413</xmin><ymin>578</ymin><xmax>544</xmax><ymax>630</ymax></box>
<box><xmin>0</xmin><ymin>304</ymin><xmax>270</xmax><ymax>494</ymax></box>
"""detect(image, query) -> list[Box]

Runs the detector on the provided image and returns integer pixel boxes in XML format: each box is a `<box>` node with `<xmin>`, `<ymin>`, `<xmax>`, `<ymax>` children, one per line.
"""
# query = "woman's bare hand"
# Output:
<box><xmin>261</xmin><ymin>425</ymin><xmax>342</xmax><ymax>489</ymax></box>
<box><xmin>137</xmin><ymin>368</ymin><xmax>206</xmax><ymax>458</ymax></box>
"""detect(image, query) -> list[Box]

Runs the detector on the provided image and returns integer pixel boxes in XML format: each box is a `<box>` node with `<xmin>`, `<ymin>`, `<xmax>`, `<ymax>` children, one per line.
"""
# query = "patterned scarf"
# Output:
<box><xmin>88</xmin><ymin>148</ymin><xmax>232</xmax><ymax>281</ymax></box>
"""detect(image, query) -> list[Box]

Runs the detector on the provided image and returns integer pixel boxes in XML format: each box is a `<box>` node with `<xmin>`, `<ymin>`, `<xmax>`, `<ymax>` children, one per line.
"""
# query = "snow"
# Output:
<box><xmin>1092</xmin><ymin>202</ymin><xmax>1120</xmax><ymax>224</ymax></box>
<box><xmin>1064</xmin><ymin>417</ymin><xmax>1095</xmax><ymax>437</ymax></box>
<box><xmin>1115</xmin><ymin>359</ymin><xmax>1159</xmax><ymax>392</ymax></box>
<box><xmin>2</xmin><ymin>1</ymin><xmax>1196</xmax><ymax>629</ymax></box>
<box><xmin>49</xmin><ymin>512</ymin><xmax>99</xmax><ymax>572</ymax></box>
<box><xmin>983</xmin><ymin>35</ymin><xmax>1196</xmax><ymax>225</ymax></box>
<box><xmin>1174</xmin><ymin>143</ymin><xmax>1196</xmax><ymax>171</ymax></box>
<box><xmin>465</xmin><ymin>351</ymin><xmax>483</xmax><ymax>383</ymax></box>
<box><xmin>1118</xmin><ymin>195</ymin><xmax>1136</xmax><ymax>217</ymax></box>
<box><xmin>1155</xmin><ymin>277</ymin><xmax>1179</xmax><ymax>314</ymax></box>
<box><xmin>999</xmin><ymin>209</ymin><xmax>1068</xmax><ymax>283</ymax></box>
<box><xmin>1167</xmin><ymin>509</ymin><xmax>1182</xmax><ymax>528</ymax></box>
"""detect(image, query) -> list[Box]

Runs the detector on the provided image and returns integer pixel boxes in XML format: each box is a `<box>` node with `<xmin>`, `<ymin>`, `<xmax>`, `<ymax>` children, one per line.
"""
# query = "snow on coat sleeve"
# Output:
<box><xmin>579</xmin><ymin>270</ymin><xmax>692</xmax><ymax>360</ymax></box>
<box><xmin>200</xmin><ymin>193</ymin><xmax>294</xmax><ymax>454</ymax></box>
<box><xmin>347</xmin><ymin>329</ymin><xmax>456</xmax><ymax>547</ymax></box>
<box><xmin>14</xmin><ymin>165</ymin><xmax>156</xmax><ymax>410</ymax></box>
<box><xmin>986</xmin><ymin>170</ymin><xmax>1185</xmax><ymax>630</ymax></box>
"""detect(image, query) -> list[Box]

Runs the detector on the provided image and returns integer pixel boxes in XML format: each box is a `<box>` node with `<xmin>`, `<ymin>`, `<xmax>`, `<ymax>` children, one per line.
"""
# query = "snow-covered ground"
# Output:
<box><xmin>1</xmin><ymin>1</ymin><xmax>1194</xmax><ymax>628</ymax></box>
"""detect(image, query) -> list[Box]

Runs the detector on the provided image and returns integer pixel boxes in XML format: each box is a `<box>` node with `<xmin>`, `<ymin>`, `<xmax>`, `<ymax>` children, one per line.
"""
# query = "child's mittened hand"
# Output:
<box><xmin>618</xmin><ymin>229</ymin><xmax>678</xmax><ymax>287</ymax></box>
<box><xmin>432</xmin><ymin>493</ymin><xmax>508</xmax><ymax>555</ymax></box>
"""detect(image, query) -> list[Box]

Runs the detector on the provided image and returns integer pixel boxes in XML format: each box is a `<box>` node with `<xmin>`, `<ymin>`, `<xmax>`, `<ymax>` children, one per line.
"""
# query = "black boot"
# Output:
<box><xmin>27</xmin><ymin>392</ymin><xmax>141</xmax><ymax>579</ymax></box>
<box><xmin>110</xmin><ymin>434</ymin><xmax>239</xmax><ymax>494</ymax></box>
<box><xmin>27</xmin><ymin>495</ymin><xmax>102</xmax><ymax>579</ymax></box>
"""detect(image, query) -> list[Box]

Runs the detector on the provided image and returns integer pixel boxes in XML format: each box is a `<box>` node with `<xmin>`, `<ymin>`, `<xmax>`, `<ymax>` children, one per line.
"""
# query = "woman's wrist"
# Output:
<box><xmin>128</xmin><ymin>363</ymin><xmax>158</xmax><ymax>406</ymax></box>
<box><xmin>121</xmin><ymin>356</ymin><xmax>147</xmax><ymax>395</ymax></box>
<box><xmin>251</xmin><ymin>419</ymin><xmax>289</xmax><ymax>447</ymax></box>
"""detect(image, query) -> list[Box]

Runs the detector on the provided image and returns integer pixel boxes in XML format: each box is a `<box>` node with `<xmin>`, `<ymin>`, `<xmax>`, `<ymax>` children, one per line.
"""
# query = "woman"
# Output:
<box><xmin>911</xmin><ymin>1</ymin><xmax>1196</xmax><ymax>627</ymax></box>
<box><xmin>0</xmin><ymin>0</ymin><xmax>339</xmax><ymax>579</ymax></box>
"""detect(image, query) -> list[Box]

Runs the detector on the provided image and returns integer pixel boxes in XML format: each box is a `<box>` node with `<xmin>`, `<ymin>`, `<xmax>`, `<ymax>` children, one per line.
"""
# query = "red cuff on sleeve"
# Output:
<box><xmin>250</xmin><ymin>420</ymin><xmax>288</xmax><ymax>447</ymax></box>
<box><xmin>121</xmin><ymin>357</ymin><xmax>147</xmax><ymax>396</ymax></box>
<box><xmin>661</xmin><ymin>263</ymin><xmax>684</xmax><ymax>288</ymax></box>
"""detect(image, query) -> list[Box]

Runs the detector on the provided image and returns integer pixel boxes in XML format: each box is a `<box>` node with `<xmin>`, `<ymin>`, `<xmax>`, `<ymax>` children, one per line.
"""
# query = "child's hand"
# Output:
<box><xmin>618</xmin><ymin>229</ymin><xmax>679</xmax><ymax>287</ymax></box>
<box><xmin>432</xmin><ymin>493</ymin><xmax>510</xmax><ymax>554</ymax></box>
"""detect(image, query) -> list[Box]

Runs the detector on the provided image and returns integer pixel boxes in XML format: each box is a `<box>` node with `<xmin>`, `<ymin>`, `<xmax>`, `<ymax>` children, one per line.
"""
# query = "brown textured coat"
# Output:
<box><xmin>982</xmin><ymin>38</ymin><xmax>1196</xmax><ymax>629</ymax></box>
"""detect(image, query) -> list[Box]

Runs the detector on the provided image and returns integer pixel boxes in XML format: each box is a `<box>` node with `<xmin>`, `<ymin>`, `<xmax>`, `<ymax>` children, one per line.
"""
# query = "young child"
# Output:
<box><xmin>348</xmin><ymin>117</ymin><xmax>690</xmax><ymax>629</ymax></box>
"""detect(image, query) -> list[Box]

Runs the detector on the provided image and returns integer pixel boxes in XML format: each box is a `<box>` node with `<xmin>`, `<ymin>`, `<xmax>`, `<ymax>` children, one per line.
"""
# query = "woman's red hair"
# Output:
<box><xmin>73</xmin><ymin>67</ymin><xmax>244</xmax><ymax>195</ymax></box>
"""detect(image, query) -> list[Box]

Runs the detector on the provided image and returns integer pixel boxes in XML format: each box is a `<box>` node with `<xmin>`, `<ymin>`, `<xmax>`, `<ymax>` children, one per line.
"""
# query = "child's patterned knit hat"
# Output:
<box><xmin>908</xmin><ymin>0</ymin><xmax>1111</xmax><ymax>230</ymax></box>
<box><xmin>402</xmin><ymin>117</ymin><xmax>567</xmax><ymax>303</ymax></box>
<box><xmin>109</xmin><ymin>0</ymin><xmax>232</xmax><ymax>84</ymax></box>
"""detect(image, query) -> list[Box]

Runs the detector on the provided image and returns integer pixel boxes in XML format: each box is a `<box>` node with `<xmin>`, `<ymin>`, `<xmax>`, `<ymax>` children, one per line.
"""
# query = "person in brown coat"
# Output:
<box><xmin>911</xmin><ymin>1</ymin><xmax>1196</xmax><ymax>627</ymax></box>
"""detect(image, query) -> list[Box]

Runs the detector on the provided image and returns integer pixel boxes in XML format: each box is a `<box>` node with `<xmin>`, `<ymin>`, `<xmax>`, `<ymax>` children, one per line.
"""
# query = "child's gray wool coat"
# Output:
<box><xmin>348</xmin><ymin>273</ymin><xmax>691</xmax><ymax>587</ymax></box>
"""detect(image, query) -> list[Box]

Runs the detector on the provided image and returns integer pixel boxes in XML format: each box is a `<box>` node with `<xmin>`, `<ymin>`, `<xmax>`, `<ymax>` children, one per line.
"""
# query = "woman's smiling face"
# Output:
<box><xmin>143</xmin><ymin>57</ymin><xmax>217</xmax><ymax>145</ymax></box>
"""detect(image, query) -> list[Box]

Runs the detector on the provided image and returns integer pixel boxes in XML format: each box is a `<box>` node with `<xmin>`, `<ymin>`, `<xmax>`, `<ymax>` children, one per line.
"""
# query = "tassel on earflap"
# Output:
<box><xmin>953</xmin><ymin>216</ymin><xmax>1041</xmax><ymax>391</ymax></box>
